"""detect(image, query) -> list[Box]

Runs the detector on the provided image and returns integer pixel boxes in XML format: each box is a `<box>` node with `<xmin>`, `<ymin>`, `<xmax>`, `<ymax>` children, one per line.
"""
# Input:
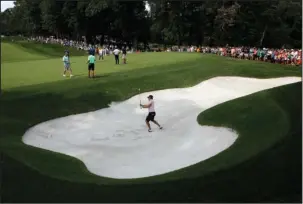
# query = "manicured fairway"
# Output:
<box><xmin>2</xmin><ymin>41</ymin><xmax>200</xmax><ymax>90</ymax></box>
<box><xmin>0</xmin><ymin>42</ymin><xmax>301</xmax><ymax>202</ymax></box>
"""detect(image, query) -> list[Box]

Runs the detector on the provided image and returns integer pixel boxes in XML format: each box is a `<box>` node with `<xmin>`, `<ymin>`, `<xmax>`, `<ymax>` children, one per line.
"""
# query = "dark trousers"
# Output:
<box><xmin>114</xmin><ymin>55</ymin><xmax>119</xmax><ymax>64</ymax></box>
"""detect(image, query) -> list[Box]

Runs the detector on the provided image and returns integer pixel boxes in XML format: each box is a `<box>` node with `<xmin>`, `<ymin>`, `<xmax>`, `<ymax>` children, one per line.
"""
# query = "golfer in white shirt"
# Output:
<box><xmin>140</xmin><ymin>95</ymin><xmax>163</xmax><ymax>132</ymax></box>
<box><xmin>113</xmin><ymin>47</ymin><xmax>120</xmax><ymax>64</ymax></box>
<box><xmin>98</xmin><ymin>48</ymin><xmax>104</xmax><ymax>60</ymax></box>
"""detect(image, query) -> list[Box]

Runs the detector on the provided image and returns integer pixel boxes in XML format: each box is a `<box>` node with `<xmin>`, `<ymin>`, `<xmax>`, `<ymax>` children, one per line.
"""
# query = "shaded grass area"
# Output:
<box><xmin>1</xmin><ymin>42</ymin><xmax>49</xmax><ymax>63</ymax></box>
<box><xmin>2</xmin><ymin>82</ymin><xmax>301</xmax><ymax>202</ymax></box>
<box><xmin>1</xmin><ymin>41</ymin><xmax>85</xmax><ymax>63</ymax></box>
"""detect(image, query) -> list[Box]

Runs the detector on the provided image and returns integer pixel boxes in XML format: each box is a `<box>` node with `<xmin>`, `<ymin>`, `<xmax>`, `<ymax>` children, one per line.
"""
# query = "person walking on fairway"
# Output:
<box><xmin>87</xmin><ymin>52</ymin><xmax>96</xmax><ymax>78</ymax></box>
<box><xmin>122</xmin><ymin>46</ymin><xmax>127</xmax><ymax>64</ymax></box>
<box><xmin>99</xmin><ymin>47</ymin><xmax>104</xmax><ymax>60</ymax></box>
<box><xmin>62</xmin><ymin>51</ymin><xmax>73</xmax><ymax>78</ymax></box>
<box><xmin>140</xmin><ymin>95</ymin><xmax>163</xmax><ymax>132</ymax></box>
<box><xmin>113</xmin><ymin>47</ymin><xmax>120</xmax><ymax>64</ymax></box>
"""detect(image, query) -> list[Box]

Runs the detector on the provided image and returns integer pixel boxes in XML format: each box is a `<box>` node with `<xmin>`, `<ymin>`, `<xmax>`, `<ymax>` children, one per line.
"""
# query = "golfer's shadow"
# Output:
<box><xmin>93</xmin><ymin>74</ymin><xmax>110</xmax><ymax>78</ymax></box>
<box><xmin>72</xmin><ymin>74</ymin><xmax>85</xmax><ymax>77</ymax></box>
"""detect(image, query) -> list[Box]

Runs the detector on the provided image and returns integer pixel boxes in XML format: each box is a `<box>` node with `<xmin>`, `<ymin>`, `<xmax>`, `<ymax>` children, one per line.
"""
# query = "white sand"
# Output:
<box><xmin>22</xmin><ymin>76</ymin><xmax>301</xmax><ymax>179</ymax></box>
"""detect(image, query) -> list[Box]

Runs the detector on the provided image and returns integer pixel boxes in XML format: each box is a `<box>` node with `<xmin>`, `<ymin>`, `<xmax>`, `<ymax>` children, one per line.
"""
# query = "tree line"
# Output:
<box><xmin>1</xmin><ymin>0</ymin><xmax>302</xmax><ymax>48</ymax></box>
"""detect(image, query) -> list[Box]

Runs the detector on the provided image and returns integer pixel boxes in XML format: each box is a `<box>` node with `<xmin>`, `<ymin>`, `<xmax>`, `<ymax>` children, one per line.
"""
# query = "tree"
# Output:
<box><xmin>1</xmin><ymin>0</ymin><xmax>301</xmax><ymax>48</ymax></box>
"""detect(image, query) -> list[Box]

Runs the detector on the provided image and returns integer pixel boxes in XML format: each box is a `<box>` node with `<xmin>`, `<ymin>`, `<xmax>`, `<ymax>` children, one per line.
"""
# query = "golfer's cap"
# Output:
<box><xmin>147</xmin><ymin>95</ymin><xmax>153</xmax><ymax>99</ymax></box>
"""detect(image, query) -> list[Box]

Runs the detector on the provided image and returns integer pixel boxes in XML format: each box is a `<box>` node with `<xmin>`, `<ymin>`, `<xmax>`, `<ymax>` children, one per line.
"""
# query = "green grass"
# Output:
<box><xmin>1</xmin><ymin>46</ymin><xmax>200</xmax><ymax>90</ymax></box>
<box><xmin>0</xmin><ymin>41</ymin><xmax>302</xmax><ymax>202</ymax></box>
<box><xmin>1</xmin><ymin>41</ymin><xmax>85</xmax><ymax>63</ymax></box>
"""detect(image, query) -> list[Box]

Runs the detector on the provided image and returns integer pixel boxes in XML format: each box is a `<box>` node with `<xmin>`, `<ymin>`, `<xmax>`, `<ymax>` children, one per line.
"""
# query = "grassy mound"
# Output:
<box><xmin>196</xmin><ymin>82</ymin><xmax>302</xmax><ymax>202</ymax></box>
<box><xmin>1</xmin><ymin>41</ymin><xmax>85</xmax><ymax>63</ymax></box>
<box><xmin>1</xmin><ymin>42</ymin><xmax>47</xmax><ymax>62</ymax></box>
<box><xmin>2</xmin><ymin>82</ymin><xmax>301</xmax><ymax>202</ymax></box>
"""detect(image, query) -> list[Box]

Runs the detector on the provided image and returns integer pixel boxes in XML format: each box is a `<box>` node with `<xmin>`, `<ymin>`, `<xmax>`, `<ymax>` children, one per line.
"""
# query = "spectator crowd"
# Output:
<box><xmin>203</xmin><ymin>47</ymin><xmax>302</xmax><ymax>66</ymax></box>
<box><xmin>29</xmin><ymin>36</ymin><xmax>133</xmax><ymax>54</ymax></box>
<box><xmin>26</xmin><ymin>36</ymin><xmax>302</xmax><ymax>67</ymax></box>
<box><xmin>168</xmin><ymin>46</ymin><xmax>302</xmax><ymax>66</ymax></box>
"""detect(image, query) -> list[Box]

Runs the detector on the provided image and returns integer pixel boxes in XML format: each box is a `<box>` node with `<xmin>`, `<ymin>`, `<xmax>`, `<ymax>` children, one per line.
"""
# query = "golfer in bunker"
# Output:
<box><xmin>140</xmin><ymin>95</ymin><xmax>163</xmax><ymax>132</ymax></box>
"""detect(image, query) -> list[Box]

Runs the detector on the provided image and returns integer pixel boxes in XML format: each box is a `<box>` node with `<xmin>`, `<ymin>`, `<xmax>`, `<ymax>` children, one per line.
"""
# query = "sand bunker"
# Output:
<box><xmin>22</xmin><ymin>76</ymin><xmax>301</xmax><ymax>179</ymax></box>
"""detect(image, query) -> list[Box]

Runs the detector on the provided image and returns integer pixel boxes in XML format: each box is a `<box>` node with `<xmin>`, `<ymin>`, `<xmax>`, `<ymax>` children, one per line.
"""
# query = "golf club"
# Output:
<box><xmin>138</xmin><ymin>88</ymin><xmax>142</xmax><ymax>108</ymax></box>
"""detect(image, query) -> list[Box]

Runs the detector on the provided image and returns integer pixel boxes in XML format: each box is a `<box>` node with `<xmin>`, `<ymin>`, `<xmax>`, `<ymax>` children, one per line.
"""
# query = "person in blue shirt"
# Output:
<box><xmin>62</xmin><ymin>52</ymin><xmax>73</xmax><ymax>78</ymax></box>
<box><xmin>88</xmin><ymin>47</ymin><xmax>95</xmax><ymax>56</ymax></box>
<box><xmin>65</xmin><ymin>50</ymin><xmax>70</xmax><ymax>56</ymax></box>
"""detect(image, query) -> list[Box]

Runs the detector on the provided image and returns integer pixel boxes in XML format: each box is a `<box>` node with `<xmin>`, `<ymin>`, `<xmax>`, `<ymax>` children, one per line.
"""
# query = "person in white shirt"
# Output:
<box><xmin>103</xmin><ymin>47</ymin><xmax>107</xmax><ymax>56</ymax></box>
<box><xmin>140</xmin><ymin>95</ymin><xmax>163</xmax><ymax>132</ymax></box>
<box><xmin>113</xmin><ymin>47</ymin><xmax>120</xmax><ymax>64</ymax></box>
<box><xmin>98</xmin><ymin>47</ymin><xmax>104</xmax><ymax>60</ymax></box>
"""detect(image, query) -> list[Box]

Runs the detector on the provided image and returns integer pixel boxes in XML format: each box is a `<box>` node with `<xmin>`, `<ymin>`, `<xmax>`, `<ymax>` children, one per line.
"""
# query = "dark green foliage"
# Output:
<box><xmin>0</xmin><ymin>0</ymin><xmax>301</xmax><ymax>47</ymax></box>
<box><xmin>2</xmin><ymin>79</ymin><xmax>301</xmax><ymax>203</ymax></box>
